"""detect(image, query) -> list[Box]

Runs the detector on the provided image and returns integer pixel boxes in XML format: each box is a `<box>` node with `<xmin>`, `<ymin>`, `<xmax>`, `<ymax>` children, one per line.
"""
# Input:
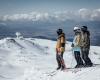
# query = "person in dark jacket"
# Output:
<box><xmin>71</xmin><ymin>27</ymin><xmax>84</xmax><ymax>68</ymax></box>
<box><xmin>80</xmin><ymin>26</ymin><xmax>93</xmax><ymax>67</ymax></box>
<box><xmin>56</xmin><ymin>29</ymin><xmax>66</xmax><ymax>70</ymax></box>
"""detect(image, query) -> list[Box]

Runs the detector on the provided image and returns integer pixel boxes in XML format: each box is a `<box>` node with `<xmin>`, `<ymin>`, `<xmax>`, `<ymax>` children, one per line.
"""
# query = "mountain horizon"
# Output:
<box><xmin>0</xmin><ymin>19</ymin><xmax>100</xmax><ymax>46</ymax></box>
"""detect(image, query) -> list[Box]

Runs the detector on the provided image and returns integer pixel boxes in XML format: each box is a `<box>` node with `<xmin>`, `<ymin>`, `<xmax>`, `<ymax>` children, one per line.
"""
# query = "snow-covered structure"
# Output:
<box><xmin>15</xmin><ymin>32</ymin><xmax>23</xmax><ymax>39</ymax></box>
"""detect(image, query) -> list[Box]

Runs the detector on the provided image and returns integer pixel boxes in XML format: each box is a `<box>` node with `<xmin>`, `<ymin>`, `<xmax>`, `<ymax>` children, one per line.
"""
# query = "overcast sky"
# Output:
<box><xmin>0</xmin><ymin>0</ymin><xmax>100</xmax><ymax>15</ymax></box>
<box><xmin>0</xmin><ymin>0</ymin><xmax>100</xmax><ymax>22</ymax></box>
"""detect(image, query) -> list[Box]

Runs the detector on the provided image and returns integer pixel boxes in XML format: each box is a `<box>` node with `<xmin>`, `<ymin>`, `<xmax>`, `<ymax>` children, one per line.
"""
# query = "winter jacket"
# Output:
<box><xmin>56</xmin><ymin>33</ymin><xmax>66</xmax><ymax>53</ymax></box>
<box><xmin>72</xmin><ymin>33</ymin><xmax>81</xmax><ymax>52</ymax></box>
<box><xmin>80</xmin><ymin>31</ymin><xmax>90</xmax><ymax>49</ymax></box>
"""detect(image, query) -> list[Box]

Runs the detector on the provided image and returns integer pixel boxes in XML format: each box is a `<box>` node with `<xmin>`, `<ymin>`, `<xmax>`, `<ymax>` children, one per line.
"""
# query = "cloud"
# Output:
<box><xmin>0</xmin><ymin>8</ymin><xmax>100</xmax><ymax>22</ymax></box>
<box><xmin>78</xmin><ymin>8</ymin><xmax>100</xmax><ymax>21</ymax></box>
<box><xmin>1</xmin><ymin>12</ymin><xmax>52</xmax><ymax>22</ymax></box>
<box><xmin>91</xmin><ymin>9</ymin><xmax>100</xmax><ymax>21</ymax></box>
<box><xmin>2</xmin><ymin>14</ymin><xmax>30</xmax><ymax>21</ymax></box>
<box><xmin>78</xmin><ymin>8</ymin><xmax>92</xmax><ymax>21</ymax></box>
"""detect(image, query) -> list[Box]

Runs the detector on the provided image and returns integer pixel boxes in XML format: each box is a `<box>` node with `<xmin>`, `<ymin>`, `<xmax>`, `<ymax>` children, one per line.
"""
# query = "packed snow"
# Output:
<box><xmin>0</xmin><ymin>37</ymin><xmax>100</xmax><ymax>80</ymax></box>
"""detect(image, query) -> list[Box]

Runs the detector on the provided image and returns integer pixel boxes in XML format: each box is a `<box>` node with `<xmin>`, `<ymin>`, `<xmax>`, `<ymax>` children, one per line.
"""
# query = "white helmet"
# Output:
<box><xmin>74</xmin><ymin>27</ymin><xmax>80</xmax><ymax>31</ymax></box>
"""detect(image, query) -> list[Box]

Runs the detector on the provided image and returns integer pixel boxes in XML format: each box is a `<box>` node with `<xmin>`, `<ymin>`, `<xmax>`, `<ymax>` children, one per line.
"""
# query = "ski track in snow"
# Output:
<box><xmin>0</xmin><ymin>38</ymin><xmax>100</xmax><ymax>80</ymax></box>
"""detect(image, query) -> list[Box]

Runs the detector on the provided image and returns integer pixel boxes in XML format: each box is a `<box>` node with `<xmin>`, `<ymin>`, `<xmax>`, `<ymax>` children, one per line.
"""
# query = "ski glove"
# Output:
<box><xmin>60</xmin><ymin>47</ymin><xmax>65</xmax><ymax>52</ymax></box>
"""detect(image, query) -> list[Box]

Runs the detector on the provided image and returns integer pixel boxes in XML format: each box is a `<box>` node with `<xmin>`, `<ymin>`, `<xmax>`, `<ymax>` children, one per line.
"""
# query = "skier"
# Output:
<box><xmin>71</xmin><ymin>27</ymin><xmax>84</xmax><ymax>68</ymax></box>
<box><xmin>80</xmin><ymin>26</ymin><xmax>93</xmax><ymax>67</ymax></box>
<box><xmin>56</xmin><ymin>29</ymin><xmax>66</xmax><ymax>70</ymax></box>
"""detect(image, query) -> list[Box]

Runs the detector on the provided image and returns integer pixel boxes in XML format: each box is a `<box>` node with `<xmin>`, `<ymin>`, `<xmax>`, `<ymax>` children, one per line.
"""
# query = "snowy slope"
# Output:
<box><xmin>0</xmin><ymin>37</ymin><xmax>100</xmax><ymax>80</ymax></box>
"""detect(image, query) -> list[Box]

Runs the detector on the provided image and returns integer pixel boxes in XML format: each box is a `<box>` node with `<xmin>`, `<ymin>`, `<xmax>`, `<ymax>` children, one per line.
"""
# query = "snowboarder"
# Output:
<box><xmin>56</xmin><ymin>29</ymin><xmax>66</xmax><ymax>70</ymax></box>
<box><xmin>71</xmin><ymin>27</ymin><xmax>84</xmax><ymax>68</ymax></box>
<box><xmin>80</xmin><ymin>26</ymin><xmax>93</xmax><ymax>67</ymax></box>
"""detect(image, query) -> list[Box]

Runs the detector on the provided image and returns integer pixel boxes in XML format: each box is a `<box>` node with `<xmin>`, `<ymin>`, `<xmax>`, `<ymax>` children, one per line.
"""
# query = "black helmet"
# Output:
<box><xmin>81</xmin><ymin>26</ymin><xmax>88</xmax><ymax>31</ymax></box>
<box><xmin>57</xmin><ymin>29</ymin><xmax>63</xmax><ymax>35</ymax></box>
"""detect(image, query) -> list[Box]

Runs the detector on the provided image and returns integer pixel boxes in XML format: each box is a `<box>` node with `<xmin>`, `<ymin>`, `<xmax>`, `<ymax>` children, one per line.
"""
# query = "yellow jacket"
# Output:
<box><xmin>56</xmin><ymin>33</ymin><xmax>66</xmax><ymax>53</ymax></box>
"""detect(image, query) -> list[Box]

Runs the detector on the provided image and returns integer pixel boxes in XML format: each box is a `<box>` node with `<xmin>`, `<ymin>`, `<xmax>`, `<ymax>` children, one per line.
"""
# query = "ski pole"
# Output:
<box><xmin>70</xmin><ymin>48</ymin><xmax>74</xmax><ymax>68</ymax></box>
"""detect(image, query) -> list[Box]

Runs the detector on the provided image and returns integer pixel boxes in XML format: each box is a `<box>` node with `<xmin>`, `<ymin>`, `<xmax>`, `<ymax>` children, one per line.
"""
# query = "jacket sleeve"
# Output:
<box><xmin>61</xmin><ymin>36</ymin><xmax>65</xmax><ymax>47</ymax></box>
<box><xmin>84</xmin><ymin>34</ymin><xmax>90</xmax><ymax>47</ymax></box>
<box><xmin>60</xmin><ymin>36</ymin><xmax>65</xmax><ymax>52</ymax></box>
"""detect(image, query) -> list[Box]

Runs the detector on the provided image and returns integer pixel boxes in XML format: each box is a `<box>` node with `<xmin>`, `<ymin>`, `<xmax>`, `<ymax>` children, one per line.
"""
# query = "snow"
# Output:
<box><xmin>0</xmin><ymin>37</ymin><xmax>100</xmax><ymax>80</ymax></box>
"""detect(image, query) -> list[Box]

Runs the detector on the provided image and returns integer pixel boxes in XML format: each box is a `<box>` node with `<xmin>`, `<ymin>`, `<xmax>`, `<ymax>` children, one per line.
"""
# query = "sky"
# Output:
<box><xmin>0</xmin><ymin>0</ymin><xmax>100</xmax><ymax>15</ymax></box>
<box><xmin>0</xmin><ymin>0</ymin><xmax>100</xmax><ymax>22</ymax></box>
<box><xmin>0</xmin><ymin>0</ymin><xmax>100</xmax><ymax>46</ymax></box>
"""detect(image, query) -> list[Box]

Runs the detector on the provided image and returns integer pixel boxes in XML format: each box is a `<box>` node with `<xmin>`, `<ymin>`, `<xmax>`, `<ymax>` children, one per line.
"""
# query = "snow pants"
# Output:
<box><xmin>81</xmin><ymin>48</ymin><xmax>93</xmax><ymax>66</ymax></box>
<box><xmin>56</xmin><ymin>52</ymin><xmax>65</xmax><ymax>68</ymax></box>
<box><xmin>74</xmin><ymin>51</ymin><xmax>84</xmax><ymax>66</ymax></box>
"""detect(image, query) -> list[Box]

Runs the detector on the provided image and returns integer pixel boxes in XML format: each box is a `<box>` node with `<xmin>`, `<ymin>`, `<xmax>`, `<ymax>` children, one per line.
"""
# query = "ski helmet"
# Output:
<box><xmin>74</xmin><ymin>27</ymin><xmax>80</xmax><ymax>31</ymax></box>
<box><xmin>81</xmin><ymin>26</ymin><xmax>87</xmax><ymax>31</ymax></box>
<box><xmin>57</xmin><ymin>29</ymin><xmax>63</xmax><ymax>35</ymax></box>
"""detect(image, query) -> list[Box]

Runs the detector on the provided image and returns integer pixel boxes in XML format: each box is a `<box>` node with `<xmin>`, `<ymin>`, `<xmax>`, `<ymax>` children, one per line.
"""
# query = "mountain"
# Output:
<box><xmin>0</xmin><ymin>20</ymin><xmax>100</xmax><ymax>45</ymax></box>
<box><xmin>0</xmin><ymin>23</ymin><xmax>14</xmax><ymax>39</ymax></box>
<box><xmin>0</xmin><ymin>37</ymin><xmax>100</xmax><ymax>80</ymax></box>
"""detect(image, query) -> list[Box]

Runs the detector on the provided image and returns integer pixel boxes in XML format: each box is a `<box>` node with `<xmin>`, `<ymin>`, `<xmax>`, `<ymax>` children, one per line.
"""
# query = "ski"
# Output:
<box><xmin>45</xmin><ymin>70</ymin><xmax>58</xmax><ymax>77</ymax></box>
<box><xmin>58</xmin><ymin>68</ymin><xmax>81</xmax><ymax>73</ymax></box>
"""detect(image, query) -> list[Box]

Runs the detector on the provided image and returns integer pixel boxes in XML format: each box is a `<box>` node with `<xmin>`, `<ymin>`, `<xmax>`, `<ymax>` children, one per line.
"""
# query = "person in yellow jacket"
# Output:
<box><xmin>56</xmin><ymin>29</ymin><xmax>66</xmax><ymax>70</ymax></box>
